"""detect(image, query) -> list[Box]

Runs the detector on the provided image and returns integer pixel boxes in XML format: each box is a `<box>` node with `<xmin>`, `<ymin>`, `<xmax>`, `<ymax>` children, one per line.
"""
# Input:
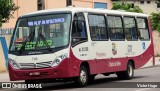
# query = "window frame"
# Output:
<box><xmin>136</xmin><ymin>17</ymin><xmax>150</xmax><ymax>41</ymax></box>
<box><xmin>157</xmin><ymin>3</ymin><xmax>160</xmax><ymax>8</ymax></box>
<box><xmin>9</xmin><ymin>12</ymin><xmax>72</xmax><ymax>55</ymax></box>
<box><xmin>123</xmin><ymin>16</ymin><xmax>139</xmax><ymax>41</ymax></box>
<box><xmin>94</xmin><ymin>2</ymin><xmax>107</xmax><ymax>9</ymax></box>
<box><xmin>71</xmin><ymin>12</ymin><xmax>88</xmax><ymax>47</ymax></box>
<box><xmin>88</xmin><ymin>13</ymin><xmax>108</xmax><ymax>41</ymax></box>
<box><xmin>131</xmin><ymin>3</ymin><xmax>134</xmax><ymax>8</ymax></box>
<box><xmin>147</xmin><ymin>1</ymin><xmax>151</xmax><ymax>4</ymax></box>
<box><xmin>140</xmin><ymin>0</ymin><xmax>144</xmax><ymax>4</ymax></box>
<box><xmin>107</xmin><ymin>14</ymin><xmax>125</xmax><ymax>41</ymax></box>
<box><xmin>37</xmin><ymin>0</ymin><xmax>45</xmax><ymax>10</ymax></box>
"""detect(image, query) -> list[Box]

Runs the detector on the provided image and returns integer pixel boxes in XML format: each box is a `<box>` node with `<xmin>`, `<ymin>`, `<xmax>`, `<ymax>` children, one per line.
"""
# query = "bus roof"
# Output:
<box><xmin>21</xmin><ymin>7</ymin><xmax>149</xmax><ymax>18</ymax></box>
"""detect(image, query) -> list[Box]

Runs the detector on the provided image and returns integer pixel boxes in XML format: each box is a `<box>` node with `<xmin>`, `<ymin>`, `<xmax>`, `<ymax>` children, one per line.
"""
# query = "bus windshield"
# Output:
<box><xmin>10</xmin><ymin>13</ymin><xmax>71</xmax><ymax>52</ymax></box>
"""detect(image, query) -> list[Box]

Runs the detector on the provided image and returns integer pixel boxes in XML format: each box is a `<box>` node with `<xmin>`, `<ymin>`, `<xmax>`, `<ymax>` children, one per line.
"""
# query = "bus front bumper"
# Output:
<box><xmin>8</xmin><ymin>58</ymin><xmax>73</xmax><ymax>81</ymax></box>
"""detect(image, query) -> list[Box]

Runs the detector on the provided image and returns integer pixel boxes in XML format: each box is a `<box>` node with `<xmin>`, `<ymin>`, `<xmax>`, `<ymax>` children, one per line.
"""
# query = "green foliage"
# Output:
<box><xmin>0</xmin><ymin>15</ymin><xmax>2</xmax><ymax>27</ymax></box>
<box><xmin>112</xmin><ymin>2</ymin><xmax>143</xmax><ymax>13</ymax></box>
<box><xmin>132</xmin><ymin>6</ymin><xmax>143</xmax><ymax>13</ymax></box>
<box><xmin>150</xmin><ymin>12</ymin><xmax>160</xmax><ymax>31</ymax></box>
<box><xmin>158</xmin><ymin>23</ymin><xmax>160</xmax><ymax>33</ymax></box>
<box><xmin>0</xmin><ymin>0</ymin><xmax>19</xmax><ymax>27</ymax></box>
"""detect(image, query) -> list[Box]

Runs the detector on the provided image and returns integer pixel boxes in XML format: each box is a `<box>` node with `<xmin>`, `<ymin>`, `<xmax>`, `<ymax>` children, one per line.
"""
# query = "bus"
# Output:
<box><xmin>8</xmin><ymin>7</ymin><xmax>154</xmax><ymax>87</ymax></box>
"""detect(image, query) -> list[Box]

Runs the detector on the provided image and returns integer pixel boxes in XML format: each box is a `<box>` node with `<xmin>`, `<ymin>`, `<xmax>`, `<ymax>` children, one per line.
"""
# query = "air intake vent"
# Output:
<box><xmin>36</xmin><ymin>61</ymin><xmax>52</xmax><ymax>68</ymax></box>
<box><xmin>19</xmin><ymin>61</ymin><xmax>52</xmax><ymax>69</ymax></box>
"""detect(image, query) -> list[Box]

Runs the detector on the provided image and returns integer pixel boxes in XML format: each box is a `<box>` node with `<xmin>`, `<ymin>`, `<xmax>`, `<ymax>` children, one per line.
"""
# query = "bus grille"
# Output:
<box><xmin>19</xmin><ymin>61</ymin><xmax>52</xmax><ymax>69</ymax></box>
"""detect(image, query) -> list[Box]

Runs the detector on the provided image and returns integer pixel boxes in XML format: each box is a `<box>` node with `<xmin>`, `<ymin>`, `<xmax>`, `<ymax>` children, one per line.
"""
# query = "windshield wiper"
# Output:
<box><xmin>41</xmin><ymin>33</ymin><xmax>52</xmax><ymax>51</ymax></box>
<box><xmin>35</xmin><ymin>33</ymin><xmax>52</xmax><ymax>52</ymax></box>
<box><xmin>19</xmin><ymin>31</ymin><xmax>35</xmax><ymax>54</ymax></box>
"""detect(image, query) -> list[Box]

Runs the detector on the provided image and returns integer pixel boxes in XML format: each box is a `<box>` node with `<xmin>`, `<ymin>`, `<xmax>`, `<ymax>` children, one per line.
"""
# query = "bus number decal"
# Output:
<box><xmin>79</xmin><ymin>47</ymin><xmax>88</xmax><ymax>52</ymax></box>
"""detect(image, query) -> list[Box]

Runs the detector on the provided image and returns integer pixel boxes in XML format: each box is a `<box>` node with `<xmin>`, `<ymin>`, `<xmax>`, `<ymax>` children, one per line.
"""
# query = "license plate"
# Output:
<box><xmin>29</xmin><ymin>72</ymin><xmax>40</xmax><ymax>76</ymax></box>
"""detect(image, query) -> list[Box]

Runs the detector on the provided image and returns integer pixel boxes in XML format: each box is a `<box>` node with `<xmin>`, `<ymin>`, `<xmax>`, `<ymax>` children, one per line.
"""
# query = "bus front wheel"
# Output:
<box><xmin>75</xmin><ymin>66</ymin><xmax>88</xmax><ymax>87</ymax></box>
<box><xmin>116</xmin><ymin>61</ymin><xmax>134</xmax><ymax>80</ymax></box>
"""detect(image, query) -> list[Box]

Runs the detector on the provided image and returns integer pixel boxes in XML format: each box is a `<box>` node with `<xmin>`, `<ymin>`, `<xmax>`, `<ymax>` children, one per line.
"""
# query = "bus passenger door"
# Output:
<box><xmin>88</xmin><ymin>14</ymin><xmax>109</xmax><ymax>73</ymax></box>
<box><xmin>71</xmin><ymin>13</ymin><xmax>94</xmax><ymax>74</ymax></box>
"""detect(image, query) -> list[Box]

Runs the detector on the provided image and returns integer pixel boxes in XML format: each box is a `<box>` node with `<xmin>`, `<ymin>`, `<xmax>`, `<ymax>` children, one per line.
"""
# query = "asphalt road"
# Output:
<box><xmin>1</xmin><ymin>66</ymin><xmax>160</xmax><ymax>91</ymax></box>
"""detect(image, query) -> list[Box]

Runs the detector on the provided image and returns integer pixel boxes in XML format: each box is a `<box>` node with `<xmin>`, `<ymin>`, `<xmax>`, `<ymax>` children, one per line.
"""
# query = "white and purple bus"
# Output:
<box><xmin>8</xmin><ymin>7</ymin><xmax>154</xmax><ymax>86</ymax></box>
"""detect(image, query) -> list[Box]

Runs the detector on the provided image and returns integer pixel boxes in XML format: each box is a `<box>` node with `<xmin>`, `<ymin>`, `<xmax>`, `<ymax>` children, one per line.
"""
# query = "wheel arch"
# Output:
<box><xmin>80</xmin><ymin>61</ymin><xmax>90</xmax><ymax>75</ymax></box>
<box><xmin>128</xmin><ymin>59</ymin><xmax>135</xmax><ymax>69</ymax></box>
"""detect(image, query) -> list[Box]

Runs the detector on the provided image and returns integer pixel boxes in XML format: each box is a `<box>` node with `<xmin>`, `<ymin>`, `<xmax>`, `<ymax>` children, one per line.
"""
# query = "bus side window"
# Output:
<box><xmin>124</xmin><ymin>17</ymin><xmax>138</xmax><ymax>40</ymax></box>
<box><xmin>72</xmin><ymin>13</ymin><xmax>87</xmax><ymax>46</ymax></box>
<box><xmin>88</xmin><ymin>14</ymin><xmax>108</xmax><ymax>40</ymax></box>
<box><xmin>107</xmin><ymin>15</ymin><xmax>124</xmax><ymax>40</ymax></box>
<box><xmin>136</xmin><ymin>17</ymin><xmax>150</xmax><ymax>40</ymax></box>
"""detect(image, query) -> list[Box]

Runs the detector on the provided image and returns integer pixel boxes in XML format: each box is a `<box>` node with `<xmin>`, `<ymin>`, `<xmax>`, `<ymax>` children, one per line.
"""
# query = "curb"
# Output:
<box><xmin>141</xmin><ymin>64</ymin><xmax>160</xmax><ymax>69</ymax></box>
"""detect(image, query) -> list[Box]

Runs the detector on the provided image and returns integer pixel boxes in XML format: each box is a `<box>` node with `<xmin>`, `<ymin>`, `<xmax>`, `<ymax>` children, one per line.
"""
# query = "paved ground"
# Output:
<box><xmin>0</xmin><ymin>57</ymin><xmax>160</xmax><ymax>91</ymax></box>
<box><xmin>0</xmin><ymin>65</ymin><xmax>160</xmax><ymax>91</ymax></box>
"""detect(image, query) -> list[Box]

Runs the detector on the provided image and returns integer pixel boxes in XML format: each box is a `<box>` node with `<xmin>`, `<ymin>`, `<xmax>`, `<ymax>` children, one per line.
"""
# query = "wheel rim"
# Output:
<box><xmin>80</xmin><ymin>70</ymin><xmax>87</xmax><ymax>84</ymax></box>
<box><xmin>128</xmin><ymin>65</ymin><xmax>133</xmax><ymax>77</ymax></box>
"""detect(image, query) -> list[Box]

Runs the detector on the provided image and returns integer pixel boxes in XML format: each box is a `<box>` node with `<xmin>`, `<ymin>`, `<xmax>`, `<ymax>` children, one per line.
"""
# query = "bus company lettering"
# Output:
<box><xmin>15</xmin><ymin>40</ymin><xmax>52</xmax><ymax>50</ymax></box>
<box><xmin>96</xmin><ymin>52</ymin><xmax>106</xmax><ymax>58</ymax></box>
<box><xmin>28</xmin><ymin>18</ymin><xmax>64</xmax><ymax>26</ymax></box>
<box><xmin>108</xmin><ymin>61</ymin><xmax>121</xmax><ymax>67</ymax></box>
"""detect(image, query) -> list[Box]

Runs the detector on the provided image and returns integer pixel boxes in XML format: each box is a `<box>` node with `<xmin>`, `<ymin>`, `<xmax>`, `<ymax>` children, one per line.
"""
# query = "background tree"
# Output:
<box><xmin>150</xmin><ymin>0</ymin><xmax>160</xmax><ymax>33</ymax></box>
<box><xmin>112</xmin><ymin>2</ymin><xmax>143</xmax><ymax>13</ymax></box>
<box><xmin>150</xmin><ymin>13</ymin><xmax>160</xmax><ymax>30</ymax></box>
<box><xmin>0</xmin><ymin>0</ymin><xmax>19</xmax><ymax>27</ymax></box>
<box><xmin>0</xmin><ymin>15</ymin><xmax>2</xmax><ymax>27</ymax></box>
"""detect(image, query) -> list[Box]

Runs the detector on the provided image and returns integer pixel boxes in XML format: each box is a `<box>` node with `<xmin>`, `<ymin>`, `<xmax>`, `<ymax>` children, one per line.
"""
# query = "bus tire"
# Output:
<box><xmin>116</xmin><ymin>61</ymin><xmax>134</xmax><ymax>80</ymax></box>
<box><xmin>88</xmin><ymin>75</ymin><xmax>95</xmax><ymax>83</ymax></box>
<box><xmin>75</xmin><ymin>66</ymin><xmax>88</xmax><ymax>87</ymax></box>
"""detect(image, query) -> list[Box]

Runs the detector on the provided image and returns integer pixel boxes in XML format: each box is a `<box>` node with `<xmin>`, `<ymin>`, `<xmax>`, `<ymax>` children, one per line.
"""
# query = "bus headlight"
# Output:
<box><xmin>9</xmin><ymin>59</ymin><xmax>20</xmax><ymax>69</ymax></box>
<box><xmin>51</xmin><ymin>54</ymin><xmax>68</xmax><ymax>67</ymax></box>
